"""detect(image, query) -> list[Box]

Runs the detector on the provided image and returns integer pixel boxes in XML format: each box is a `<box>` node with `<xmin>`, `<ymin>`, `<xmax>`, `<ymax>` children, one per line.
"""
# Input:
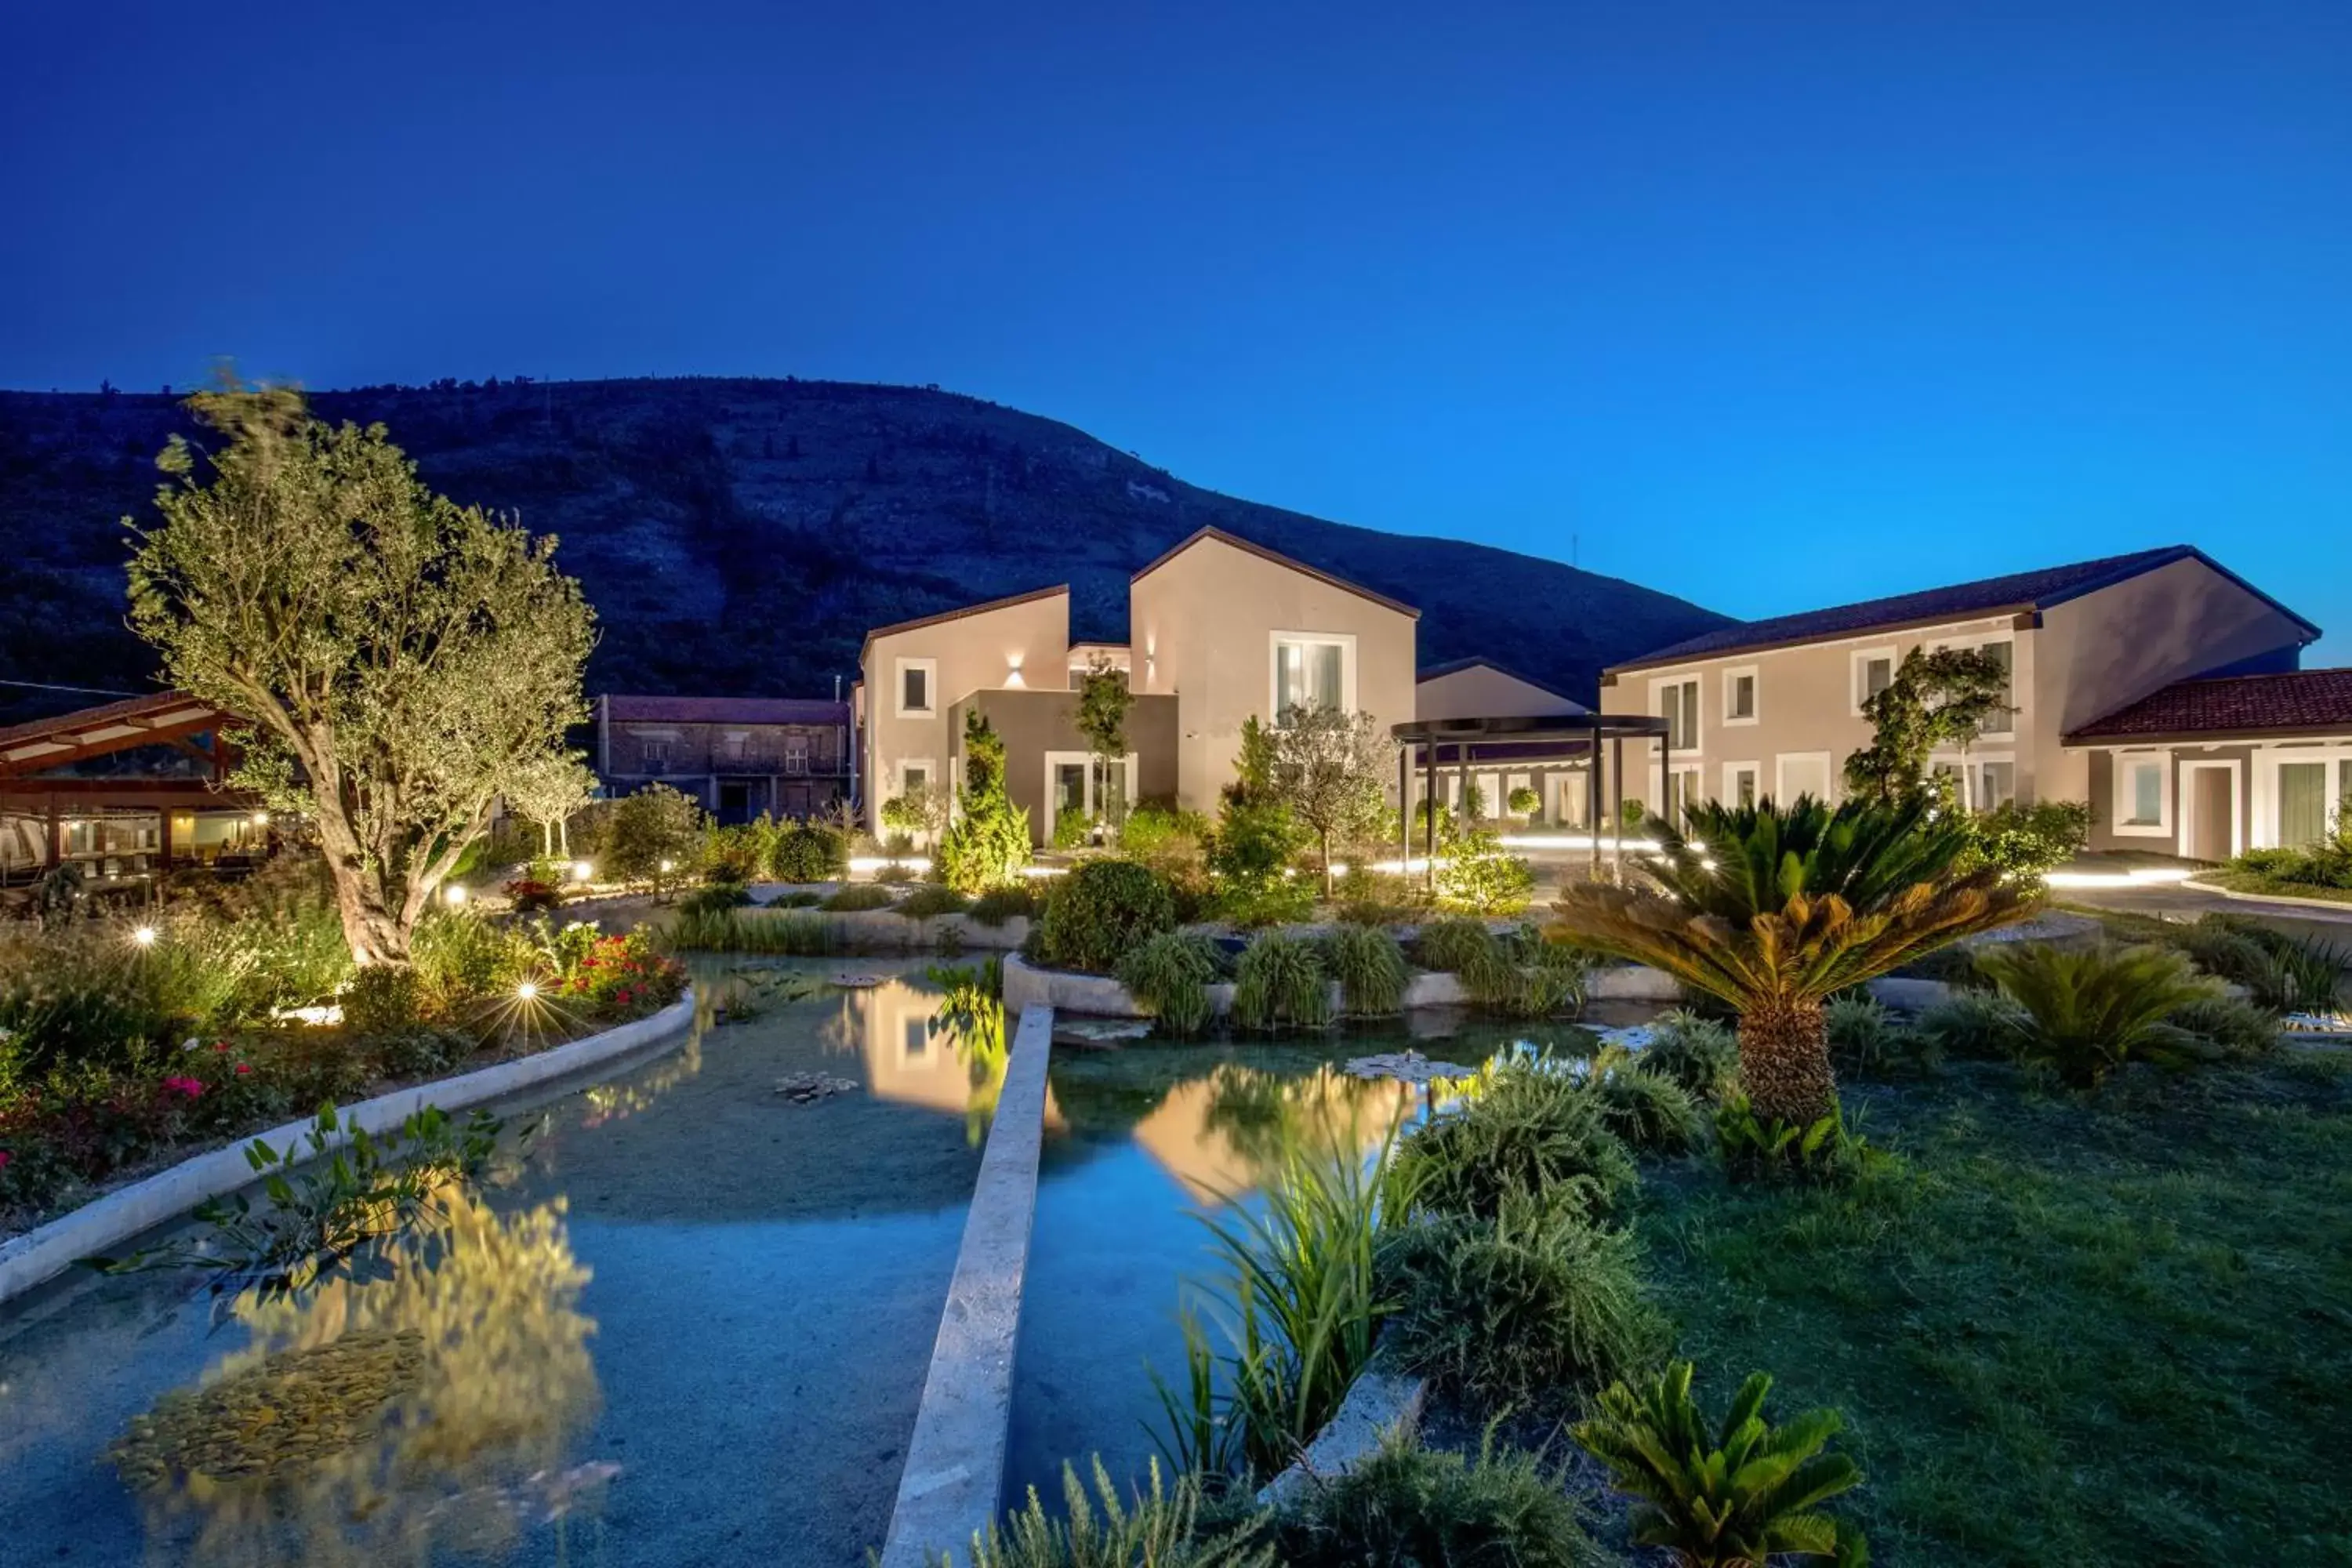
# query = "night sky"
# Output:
<box><xmin>4</xmin><ymin>2</ymin><xmax>2347</xmax><ymax>657</ymax></box>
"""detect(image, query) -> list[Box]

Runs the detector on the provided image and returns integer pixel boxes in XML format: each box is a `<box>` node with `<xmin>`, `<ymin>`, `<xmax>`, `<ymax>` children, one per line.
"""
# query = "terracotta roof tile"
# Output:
<box><xmin>2067</xmin><ymin>669</ymin><xmax>2352</xmax><ymax>742</ymax></box>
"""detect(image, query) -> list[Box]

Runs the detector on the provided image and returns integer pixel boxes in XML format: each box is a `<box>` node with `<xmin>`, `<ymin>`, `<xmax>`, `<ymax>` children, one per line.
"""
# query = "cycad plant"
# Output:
<box><xmin>1974</xmin><ymin>941</ymin><xmax>2223</xmax><ymax>1087</ymax></box>
<box><xmin>1573</xmin><ymin>1361</ymin><xmax>1867</xmax><ymax>1568</ymax></box>
<box><xmin>1547</xmin><ymin>796</ymin><xmax>2035</xmax><ymax>1127</ymax></box>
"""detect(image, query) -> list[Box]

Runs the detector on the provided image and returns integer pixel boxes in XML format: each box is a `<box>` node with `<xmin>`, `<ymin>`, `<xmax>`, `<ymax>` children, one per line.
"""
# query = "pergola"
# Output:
<box><xmin>1389</xmin><ymin>712</ymin><xmax>1676</xmax><ymax>884</ymax></box>
<box><xmin>0</xmin><ymin>690</ymin><xmax>258</xmax><ymax>877</ymax></box>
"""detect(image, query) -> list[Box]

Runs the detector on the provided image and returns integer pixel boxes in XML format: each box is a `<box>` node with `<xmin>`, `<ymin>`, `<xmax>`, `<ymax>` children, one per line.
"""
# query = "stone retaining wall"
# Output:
<box><xmin>0</xmin><ymin>992</ymin><xmax>697</xmax><ymax>1308</ymax></box>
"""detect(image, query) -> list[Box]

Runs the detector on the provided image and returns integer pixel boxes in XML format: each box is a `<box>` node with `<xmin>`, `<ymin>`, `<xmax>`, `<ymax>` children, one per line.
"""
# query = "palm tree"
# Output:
<box><xmin>1547</xmin><ymin>795</ymin><xmax>2038</xmax><ymax>1127</ymax></box>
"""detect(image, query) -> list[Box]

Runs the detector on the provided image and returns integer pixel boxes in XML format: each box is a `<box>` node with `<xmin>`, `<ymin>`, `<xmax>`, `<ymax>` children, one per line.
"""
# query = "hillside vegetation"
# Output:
<box><xmin>0</xmin><ymin>376</ymin><xmax>1728</xmax><ymax>725</ymax></box>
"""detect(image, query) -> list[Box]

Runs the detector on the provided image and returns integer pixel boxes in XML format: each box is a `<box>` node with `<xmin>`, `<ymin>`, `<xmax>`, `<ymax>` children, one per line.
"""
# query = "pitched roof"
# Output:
<box><xmin>0</xmin><ymin>689</ymin><xmax>238</xmax><ymax>775</ymax></box>
<box><xmin>601</xmin><ymin>695</ymin><xmax>850</xmax><ymax>726</ymax></box>
<box><xmin>1609</xmin><ymin>546</ymin><xmax>2319</xmax><ymax>673</ymax></box>
<box><xmin>2066</xmin><ymin>669</ymin><xmax>2352</xmax><ymax>743</ymax></box>
<box><xmin>1415</xmin><ymin>655</ymin><xmax>1592</xmax><ymax>712</ymax></box>
<box><xmin>858</xmin><ymin>583</ymin><xmax>1069</xmax><ymax>659</ymax></box>
<box><xmin>1131</xmin><ymin>527</ymin><xmax>1420</xmax><ymax>619</ymax></box>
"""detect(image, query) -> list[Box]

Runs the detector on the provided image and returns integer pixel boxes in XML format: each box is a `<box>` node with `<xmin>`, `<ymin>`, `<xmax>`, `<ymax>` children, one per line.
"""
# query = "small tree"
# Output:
<box><xmin>1844</xmin><ymin>648</ymin><xmax>2012</xmax><ymax>805</ymax></box>
<box><xmin>1269</xmin><ymin>703</ymin><xmax>1393</xmax><ymax>896</ymax></box>
<box><xmin>506</xmin><ymin>749</ymin><xmax>597</xmax><ymax>859</ymax></box>
<box><xmin>936</xmin><ymin>711</ymin><xmax>1032</xmax><ymax>891</ymax></box>
<box><xmin>881</xmin><ymin>781</ymin><xmax>949</xmax><ymax>844</ymax></box>
<box><xmin>598</xmin><ymin>782</ymin><xmax>704</xmax><ymax>890</ymax></box>
<box><xmin>128</xmin><ymin>385</ymin><xmax>594</xmax><ymax>966</ymax></box>
<box><xmin>1074</xmin><ymin>655</ymin><xmax>1133</xmax><ymax>832</ymax></box>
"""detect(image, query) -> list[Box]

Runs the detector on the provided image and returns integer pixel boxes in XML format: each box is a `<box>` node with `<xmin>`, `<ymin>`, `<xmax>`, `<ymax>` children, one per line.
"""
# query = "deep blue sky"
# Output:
<box><xmin>5</xmin><ymin>2</ymin><xmax>2347</xmax><ymax>658</ymax></box>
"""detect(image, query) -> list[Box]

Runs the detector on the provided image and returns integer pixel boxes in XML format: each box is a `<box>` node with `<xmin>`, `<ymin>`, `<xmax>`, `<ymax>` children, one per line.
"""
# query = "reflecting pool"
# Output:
<box><xmin>1004</xmin><ymin>1011</ymin><xmax>1603</xmax><ymax>1504</ymax></box>
<box><xmin>0</xmin><ymin>959</ymin><xmax>999</xmax><ymax>1568</ymax></box>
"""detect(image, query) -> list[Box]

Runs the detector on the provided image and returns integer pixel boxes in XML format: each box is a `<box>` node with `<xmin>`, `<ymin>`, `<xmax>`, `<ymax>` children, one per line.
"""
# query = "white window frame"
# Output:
<box><xmin>1268</xmin><ymin>631</ymin><xmax>1357</xmax><ymax>722</ymax></box>
<box><xmin>1926</xmin><ymin>631</ymin><xmax>2017</xmax><ymax>738</ymax></box>
<box><xmin>1969</xmin><ymin>750</ymin><xmax>2018</xmax><ymax>811</ymax></box>
<box><xmin>783</xmin><ymin>736</ymin><xmax>810</xmax><ymax>775</ymax></box>
<box><xmin>2255</xmin><ymin>744</ymin><xmax>2352</xmax><ymax>851</ymax></box>
<box><xmin>1722</xmin><ymin>760</ymin><xmax>1760</xmax><ymax>810</ymax></box>
<box><xmin>1650</xmin><ymin>674</ymin><xmax>1701</xmax><ymax>753</ymax></box>
<box><xmin>2111</xmin><ymin>750</ymin><xmax>2172</xmax><ymax>837</ymax></box>
<box><xmin>2178</xmin><ymin>759</ymin><xmax>2244</xmax><ymax>862</ymax></box>
<box><xmin>1776</xmin><ymin>751</ymin><xmax>1836</xmax><ymax>804</ymax></box>
<box><xmin>895</xmin><ymin>656</ymin><xmax>939</xmax><ymax>718</ymax></box>
<box><xmin>1664</xmin><ymin>763</ymin><xmax>1704</xmax><ymax>823</ymax></box>
<box><xmin>1042</xmin><ymin>749</ymin><xmax>1140</xmax><ymax>840</ymax></box>
<box><xmin>898</xmin><ymin>757</ymin><xmax>938</xmax><ymax>797</ymax></box>
<box><xmin>1720</xmin><ymin>666</ymin><xmax>1759</xmax><ymax>727</ymax></box>
<box><xmin>1850</xmin><ymin>647</ymin><xmax>1897</xmax><ymax>717</ymax></box>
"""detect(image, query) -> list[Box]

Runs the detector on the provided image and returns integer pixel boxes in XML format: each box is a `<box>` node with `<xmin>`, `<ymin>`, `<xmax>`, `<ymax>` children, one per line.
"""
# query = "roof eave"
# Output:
<box><xmin>1606</xmin><ymin>605</ymin><xmax>2039</xmax><ymax>677</ymax></box>
<box><xmin>1131</xmin><ymin>526</ymin><xmax>1421</xmax><ymax>619</ymax></box>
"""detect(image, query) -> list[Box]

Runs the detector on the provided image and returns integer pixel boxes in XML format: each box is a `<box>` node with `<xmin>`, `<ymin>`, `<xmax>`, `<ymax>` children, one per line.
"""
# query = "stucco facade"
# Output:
<box><xmin>858</xmin><ymin>586</ymin><xmax>1071</xmax><ymax>836</ymax></box>
<box><xmin>1598</xmin><ymin>550</ymin><xmax>2316</xmax><ymax>837</ymax></box>
<box><xmin>1129</xmin><ymin>530</ymin><xmax>1418</xmax><ymax>813</ymax></box>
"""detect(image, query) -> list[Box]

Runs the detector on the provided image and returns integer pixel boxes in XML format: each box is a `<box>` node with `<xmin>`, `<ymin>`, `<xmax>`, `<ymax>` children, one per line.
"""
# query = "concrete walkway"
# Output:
<box><xmin>2061</xmin><ymin>882</ymin><xmax>2352</xmax><ymax>946</ymax></box>
<box><xmin>878</xmin><ymin>1004</ymin><xmax>1054</xmax><ymax>1568</ymax></box>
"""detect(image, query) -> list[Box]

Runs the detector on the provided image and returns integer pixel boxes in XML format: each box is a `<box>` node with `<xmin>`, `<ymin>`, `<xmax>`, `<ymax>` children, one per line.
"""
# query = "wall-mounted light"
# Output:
<box><xmin>1005</xmin><ymin>654</ymin><xmax>1025</xmax><ymax>689</ymax></box>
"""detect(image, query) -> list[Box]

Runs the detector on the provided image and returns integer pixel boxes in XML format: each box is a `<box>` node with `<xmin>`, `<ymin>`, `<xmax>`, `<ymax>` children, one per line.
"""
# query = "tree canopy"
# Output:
<box><xmin>1268</xmin><ymin>703</ymin><xmax>1393</xmax><ymax>895</ymax></box>
<box><xmin>127</xmin><ymin>385</ymin><xmax>594</xmax><ymax>965</ymax></box>
<box><xmin>1842</xmin><ymin>647</ymin><xmax>2013</xmax><ymax>804</ymax></box>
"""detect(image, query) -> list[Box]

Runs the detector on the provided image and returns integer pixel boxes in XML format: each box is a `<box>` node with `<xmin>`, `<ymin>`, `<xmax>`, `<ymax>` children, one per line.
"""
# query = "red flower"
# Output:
<box><xmin>235</xmin><ymin>1063</ymin><xmax>253</xmax><ymax>1076</ymax></box>
<box><xmin>161</xmin><ymin>1076</ymin><xmax>205</xmax><ymax>1099</ymax></box>
<box><xmin>0</xmin><ymin>1150</ymin><xmax>12</xmax><ymax>1171</ymax></box>
<box><xmin>212</xmin><ymin>1040</ymin><xmax>230</xmax><ymax>1052</ymax></box>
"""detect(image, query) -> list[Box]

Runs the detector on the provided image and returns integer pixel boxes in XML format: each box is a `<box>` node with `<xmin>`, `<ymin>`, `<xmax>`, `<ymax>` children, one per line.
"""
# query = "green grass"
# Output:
<box><xmin>1638</xmin><ymin>1055</ymin><xmax>2352</xmax><ymax>1566</ymax></box>
<box><xmin>2196</xmin><ymin>869</ymin><xmax>2352</xmax><ymax>906</ymax></box>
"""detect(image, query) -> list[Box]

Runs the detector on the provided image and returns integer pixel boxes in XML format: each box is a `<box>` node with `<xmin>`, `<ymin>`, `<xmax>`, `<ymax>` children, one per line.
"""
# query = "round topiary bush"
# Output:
<box><xmin>769</xmin><ymin>822</ymin><xmax>848</xmax><ymax>884</ymax></box>
<box><xmin>1036</xmin><ymin>858</ymin><xmax>1177</xmax><ymax>972</ymax></box>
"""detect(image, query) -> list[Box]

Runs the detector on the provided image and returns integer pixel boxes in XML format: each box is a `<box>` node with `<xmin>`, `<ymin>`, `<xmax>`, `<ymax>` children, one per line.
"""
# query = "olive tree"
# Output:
<box><xmin>1269</xmin><ymin>703</ymin><xmax>1394</xmax><ymax>895</ymax></box>
<box><xmin>128</xmin><ymin>385</ymin><xmax>594</xmax><ymax>966</ymax></box>
<box><xmin>1075</xmin><ymin>654</ymin><xmax>1134</xmax><ymax>830</ymax></box>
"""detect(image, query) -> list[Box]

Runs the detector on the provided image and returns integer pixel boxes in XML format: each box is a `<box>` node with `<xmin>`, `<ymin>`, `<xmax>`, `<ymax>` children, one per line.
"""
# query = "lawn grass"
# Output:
<box><xmin>2195</xmin><ymin>869</ymin><xmax>2352</xmax><ymax>906</ymax></box>
<box><xmin>1638</xmin><ymin>1054</ymin><xmax>2352</xmax><ymax>1566</ymax></box>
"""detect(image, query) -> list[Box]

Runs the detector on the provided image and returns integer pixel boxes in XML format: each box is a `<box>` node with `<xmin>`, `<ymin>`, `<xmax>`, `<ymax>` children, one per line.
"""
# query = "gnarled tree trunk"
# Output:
<box><xmin>1736</xmin><ymin>996</ymin><xmax>1840</xmax><ymax>1127</ymax></box>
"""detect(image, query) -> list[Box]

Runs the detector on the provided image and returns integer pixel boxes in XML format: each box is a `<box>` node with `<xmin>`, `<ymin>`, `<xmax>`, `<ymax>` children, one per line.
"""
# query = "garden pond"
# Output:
<box><xmin>0</xmin><ymin>952</ymin><xmax>1642</xmax><ymax>1566</ymax></box>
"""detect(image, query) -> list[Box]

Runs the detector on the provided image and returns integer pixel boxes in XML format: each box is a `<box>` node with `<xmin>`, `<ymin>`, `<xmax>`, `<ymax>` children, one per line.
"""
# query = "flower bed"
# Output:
<box><xmin>0</xmin><ymin>916</ymin><xmax>684</xmax><ymax>1236</ymax></box>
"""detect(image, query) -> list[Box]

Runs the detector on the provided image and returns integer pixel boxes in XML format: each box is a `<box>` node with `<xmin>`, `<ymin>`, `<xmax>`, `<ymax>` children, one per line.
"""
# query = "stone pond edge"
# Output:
<box><xmin>879</xmin><ymin>1003</ymin><xmax>1055</xmax><ymax>1568</ymax></box>
<box><xmin>0</xmin><ymin>989</ymin><xmax>699</xmax><ymax>1308</ymax></box>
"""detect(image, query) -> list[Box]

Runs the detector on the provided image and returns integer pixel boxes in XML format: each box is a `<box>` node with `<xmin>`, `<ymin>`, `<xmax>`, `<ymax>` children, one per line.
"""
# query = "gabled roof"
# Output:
<box><xmin>858</xmin><ymin>583</ymin><xmax>1069</xmax><ymax>660</ymax></box>
<box><xmin>1609</xmin><ymin>546</ymin><xmax>2319</xmax><ymax>674</ymax></box>
<box><xmin>601</xmin><ymin>695</ymin><xmax>849</xmax><ymax>726</ymax></box>
<box><xmin>1132</xmin><ymin>527</ymin><xmax>1420</xmax><ymax>619</ymax></box>
<box><xmin>1415</xmin><ymin>656</ymin><xmax>1592</xmax><ymax>712</ymax></box>
<box><xmin>2065</xmin><ymin>668</ymin><xmax>2352</xmax><ymax>744</ymax></box>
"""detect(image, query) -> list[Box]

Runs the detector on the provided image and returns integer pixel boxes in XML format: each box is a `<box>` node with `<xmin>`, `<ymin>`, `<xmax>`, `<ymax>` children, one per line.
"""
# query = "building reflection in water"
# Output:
<box><xmin>1129</xmin><ymin>1063</ymin><xmax>1414</xmax><ymax>1204</ymax></box>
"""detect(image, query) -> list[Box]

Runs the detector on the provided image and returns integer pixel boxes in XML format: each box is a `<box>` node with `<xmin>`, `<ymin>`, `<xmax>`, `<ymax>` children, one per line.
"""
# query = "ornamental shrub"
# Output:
<box><xmin>1399</xmin><ymin>1057</ymin><xmax>1638</xmax><ymax>1225</ymax></box>
<box><xmin>597</xmin><ymin>782</ymin><xmax>705</xmax><ymax>883</ymax></box>
<box><xmin>893</xmin><ymin>884</ymin><xmax>972</xmax><ymax>919</ymax></box>
<box><xmin>1436</xmin><ymin>830</ymin><xmax>1535</xmax><ymax>916</ymax></box>
<box><xmin>968</xmin><ymin>884</ymin><xmax>1041</xmax><ymax>927</ymax></box>
<box><xmin>1633</xmin><ymin>1009</ymin><xmax>1740</xmax><ymax>1101</ymax></box>
<box><xmin>341</xmin><ymin>966</ymin><xmax>422</xmax><ymax>1036</ymax></box>
<box><xmin>1269</xmin><ymin>1432</ymin><xmax>1604</xmax><ymax>1568</ymax></box>
<box><xmin>1585</xmin><ymin>1052</ymin><xmax>1705</xmax><ymax>1153</ymax></box>
<box><xmin>1116</xmin><ymin>931</ymin><xmax>1225</xmax><ymax>1036</ymax></box>
<box><xmin>1506</xmin><ymin>785</ymin><xmax>1541</xmax><ymax>818</ymax></box>
<box><xmin>822</xmin><ymin>884</ymin><xmax>896</xmax><ymax>913</ymax></box>
<box><xmin>937</xmin><ymin>711</ymin><xmax>1033</xmax><ymax>892</ymax></box>
<box><xmin>1231</xmin><ymin>932</ymin><xmax>1333</xmax><ymax>1030</ymax></box>
<box><xmin>1385</xmin><ymin>1192</ymin><xmax>1664</xmax><ymax>1408</ymax></box>
<box><xmin>1322</xmin><ymin>924</ymin><xmax>1409</xmax><ymax>1017</ymax></box>
<box><xmin>1036</xmin><ymin>858</ymin><xmax>1177</xmax><ymax>972</ymax></box>
<box><xmin>769</xmin><ymin>822</ymin><xmax>848</xmax><ymax>884</ymax></box>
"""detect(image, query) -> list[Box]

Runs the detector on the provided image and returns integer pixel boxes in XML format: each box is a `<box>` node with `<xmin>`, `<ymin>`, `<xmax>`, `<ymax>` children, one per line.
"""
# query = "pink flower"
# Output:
<box><xmin>212</xmin><ymin>1040</ymin><xmax>230</xmax><ymax>1052</ymax></box>
<box><xmin>161</xmin><ymin>1076</ymin><xmax>205</xmax><ymax>1099</ymax></box>
<box><xmin>0</xmin><ymin>1150</ymin><xmax>13</xmax><ymax>1171</ymax></box>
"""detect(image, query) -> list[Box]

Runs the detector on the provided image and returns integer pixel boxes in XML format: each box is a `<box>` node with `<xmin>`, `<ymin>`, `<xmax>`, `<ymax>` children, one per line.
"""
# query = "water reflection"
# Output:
<box><xmin>114</xmin><ymin>1185</ymin><xmax>602</xmax><ymax>1567</ymax></box>
<box><xmin>1134</xmin><ymin>1063</ymin><xmax>1415</xmax><ymax>1203</ymax></box>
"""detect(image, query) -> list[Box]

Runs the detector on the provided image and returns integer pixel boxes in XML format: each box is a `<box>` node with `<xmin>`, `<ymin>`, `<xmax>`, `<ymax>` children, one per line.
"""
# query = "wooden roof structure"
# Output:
<box><xmin>0</xmin><ymin>690</ymin><xmax>242</xmax><ymax>778</ymax></box>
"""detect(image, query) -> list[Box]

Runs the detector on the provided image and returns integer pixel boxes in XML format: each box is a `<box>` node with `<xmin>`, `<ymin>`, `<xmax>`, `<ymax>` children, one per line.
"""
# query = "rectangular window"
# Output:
<box><xmin>1656</xmin><ymin>678</ymin><xmax>1700</xmax><ymax>751</ymax></box>
<box><xmin>720</xmin><ymin>731</ymin><xmax>748</xmax><ymax>763</ymax></box>
<box><xmin>1976</xmin><ymin>760</ymin><xmax>2016</xmax><ymax>811</ymax></box>
<box><xmin>1275</xmin><ymin>638</ymin><xmax>1345</xmax><ymax>717</ymax></box>
<box><xmin>784</xmin><ymin>737</ymin><xmax>809</xmax><ymax>775</ymax></box>
<box><xmin>1724</xmin><ymin>670</ymin><xmax>1757</xmax><ymax>723</ymax></box>
<box><xmin>2123</xmin><ymin>760</ymin><xmax>2163</xmax><ymax>826</ymax></box>
<box><xmin>1777</xmin><ymin>753</ymin><xmax>1833</xmax><ymax>804</ymax></box>
<box><xmin>1978</xmin><ymin>641</ymin><xmax>2014</xmax><ymax>736</ymax></box>
<box><xmin>902</xmin><ymin>764</ymin><xmax>930</xmax><ymax>795</ymax></box>
<box><xmin>1724</xmin><ymin>764</ymin><xmax>1759</xmax><ymax>810</ymax></box>
<box><xmin>2280</xmin><ymin>762</ymin><xmax>2328</xmax><ymax>848</ymax></box>
<box><xmin>902</xmin><ymin>666</ymin><xmax>929</xmax><ymax>713</ymax></box>
<box><xmin>1665</xmin><ymin>765</ymin><xmax>1703</xmax><ymax>822</ymax></box>
<box><xmin>640</xmin><ymin>739</ymin><xmax>672</xmax><ymax>773</ymax></box>
<box><xmin>1854</xmin><ymin>651</ymin><xmax>1895</xmax><ymax>713</ymax></box>
<box><xmin>904</xmin><ymin>1018</ymin><xmax>930</xmax><ymax>1060</ymax></box>
<box><xmin>1054</xmin><ymin>762</ymin><xmax>1087</xmax><ymax>819</ymax></box>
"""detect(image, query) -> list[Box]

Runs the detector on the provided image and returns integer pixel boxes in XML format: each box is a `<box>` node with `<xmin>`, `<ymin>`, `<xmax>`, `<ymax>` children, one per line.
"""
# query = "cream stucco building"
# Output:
<box><xmin>855</xmin><ymin>528</ymin><xmax>1420</xmax><ymax>841</ymax></box>
<box><xmin>1599</xmin><ymin>546</ymin><xmax>2346</xmax><ymax>860</ymax></box>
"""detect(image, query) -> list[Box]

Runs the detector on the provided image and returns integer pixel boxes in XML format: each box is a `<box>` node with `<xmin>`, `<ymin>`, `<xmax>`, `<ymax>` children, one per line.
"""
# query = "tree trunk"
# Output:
<box><xmin>1736</xmin><ymin>997</ymin><xmax>1839</xmax><ymax>1127</ymax></box>
<box><xmin>327</xmin><ymin>854</ymin><xmax>412</xmax><ymax>966</ymax></box>
<box><xmin>1319</xmin><ymin>829</ymin><xmax>1334</xmax><ymax>896</ymax></box>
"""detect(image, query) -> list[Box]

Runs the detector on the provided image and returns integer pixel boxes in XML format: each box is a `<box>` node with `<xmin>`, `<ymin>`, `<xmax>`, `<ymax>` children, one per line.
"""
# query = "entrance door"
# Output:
<box><xmin>2187</xmin><ymin>768</ymin><xmax>2234</xmax><ymax>862</ymax></box>
<box><xmin>717</xmin><ymin>781</ymin><xmax>753</xmax><ymax>826</ymax></box>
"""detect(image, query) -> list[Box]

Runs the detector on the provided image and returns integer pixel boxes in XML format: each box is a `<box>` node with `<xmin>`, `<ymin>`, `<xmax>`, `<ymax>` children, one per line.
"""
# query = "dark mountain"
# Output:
<box><xmin>0</xmin><ymin>376</ymin><xmax>1730</xmax><ymax>727</ymax></box>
